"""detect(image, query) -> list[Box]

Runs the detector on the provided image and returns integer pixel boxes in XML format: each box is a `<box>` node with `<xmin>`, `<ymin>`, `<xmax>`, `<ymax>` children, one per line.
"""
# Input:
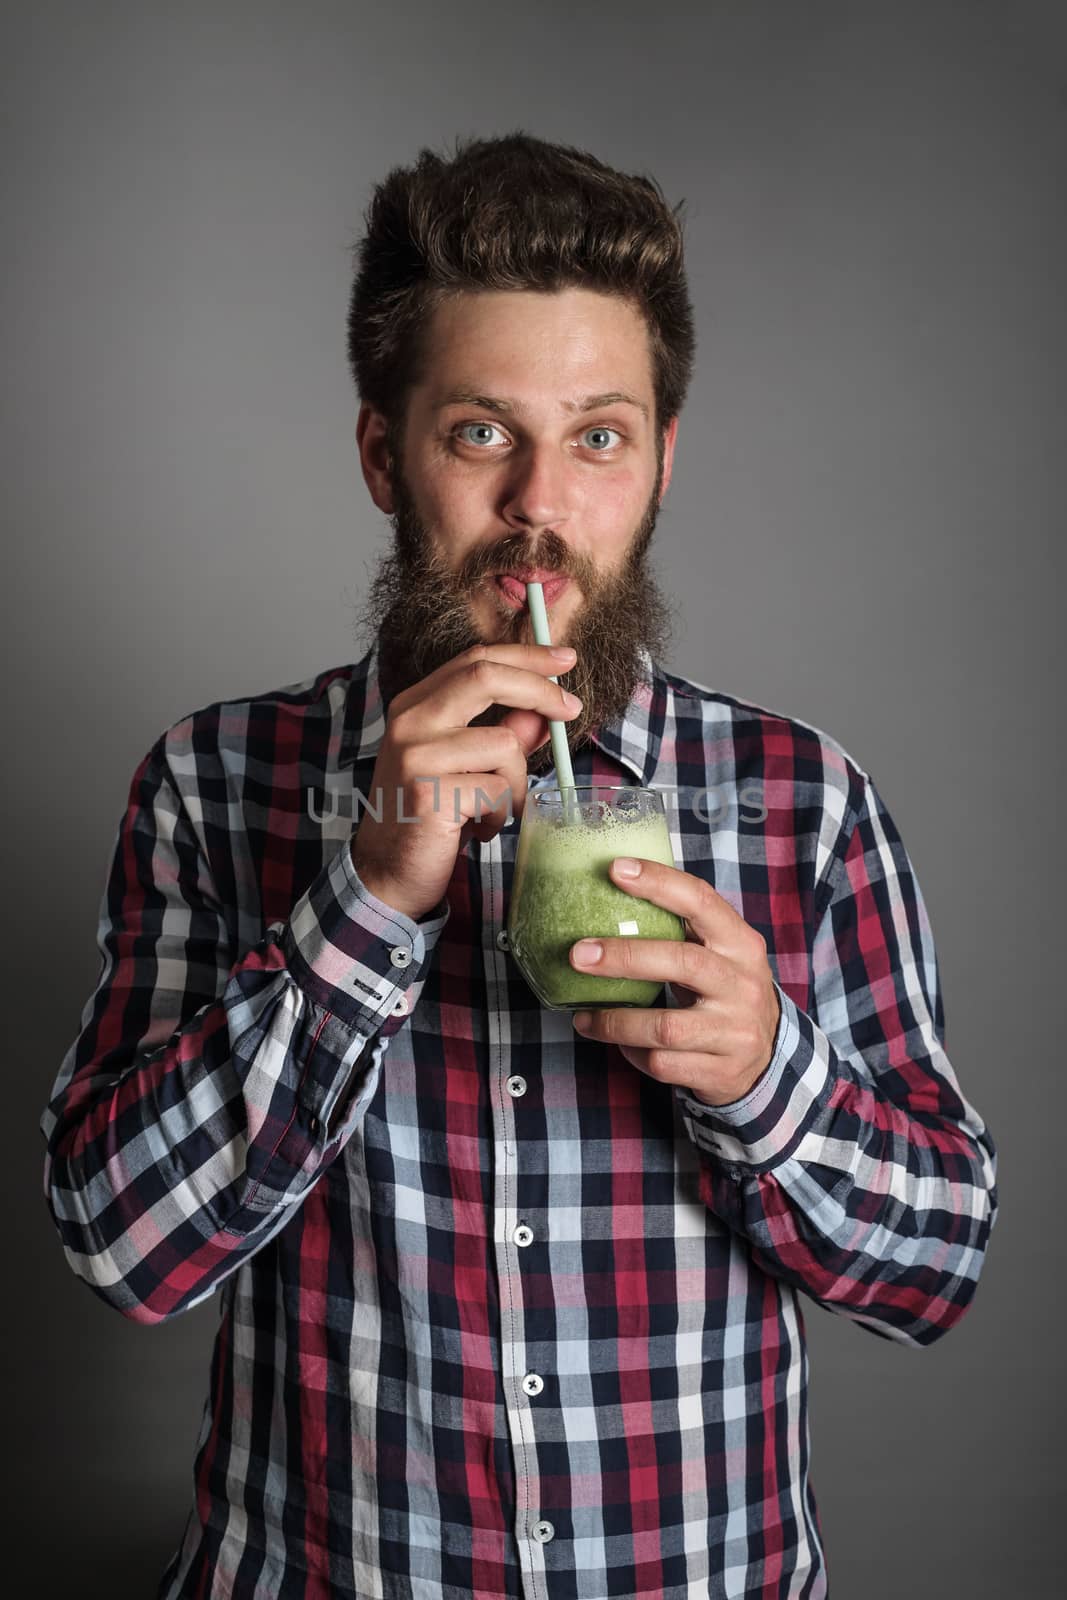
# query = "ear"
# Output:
<box><xmin>658</xmin><ymin>415</ymin><xmax>679</xmax><ymax>503</ymax></box>
<box><xmin>356</xmin><ymin>404</ymin><xmax>396</xmax><ymax>515</ymax></box>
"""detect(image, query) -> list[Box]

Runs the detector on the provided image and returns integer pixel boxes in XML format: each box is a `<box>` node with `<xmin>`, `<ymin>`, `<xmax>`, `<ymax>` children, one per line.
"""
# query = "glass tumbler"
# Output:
<box><xmin>506</xmin><ymin>785</ymin><xmax>685</xmax><ymax>1011</ymax></box>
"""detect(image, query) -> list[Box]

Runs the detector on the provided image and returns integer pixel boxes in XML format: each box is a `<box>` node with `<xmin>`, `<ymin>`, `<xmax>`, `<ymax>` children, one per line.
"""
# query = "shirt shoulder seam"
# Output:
<box><xmin>153</xmin><ymin>661</ymin><xmax>361</xmax><ymax>749</ymax></box>
<box><xmin>660</xmin><ymin>668</ymin><xmax>871</xmax><ymax>784</ymax></box>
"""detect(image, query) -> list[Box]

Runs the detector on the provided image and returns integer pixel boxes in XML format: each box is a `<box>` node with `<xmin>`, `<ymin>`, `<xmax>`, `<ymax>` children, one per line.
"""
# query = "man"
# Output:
<box><xmin>41</xmin><ymin>133</ymin><xmax>998</xmax><ymax>1600</ymax></box>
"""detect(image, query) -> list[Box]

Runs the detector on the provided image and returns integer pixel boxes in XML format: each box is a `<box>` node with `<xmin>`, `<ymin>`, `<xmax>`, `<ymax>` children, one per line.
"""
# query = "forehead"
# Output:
<box><xmin>415</xmin><ymin>286</ymin><xmax>655</xmax><ymax>402</ymax></box>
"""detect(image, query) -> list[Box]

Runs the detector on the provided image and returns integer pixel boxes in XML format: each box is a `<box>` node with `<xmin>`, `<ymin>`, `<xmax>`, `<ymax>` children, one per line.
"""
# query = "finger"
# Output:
<box><xmin>436</xmin><ymin>774</ymin><xmax>524</xmax><ymax>830</ymax></box>
<box><xmin>604</xmin><ymin>857</ymin><xmax>756</xmax><ymax>956</ymax></box>
<box><xmin>408</xmin><ymin>659</ymin><xmax>582</xmax><ymax>734</ymax></box>
<box><xmin>614</xmin><ymin>1043</ymin><xmax>721</xmax><ymax>1092</ymax></box>
<box><xmin>454</xmin><ymin>641</ymin><xmax>577</xmax><ymax>673</ymax></box>
<box><xmin>399</xmin><ymin>725</ymin><xmax>530</xmax><ymax>780</ymax></box>
<box><xmin>391</xmin><ymin>644</ymin><xmax>578</xmax><ymax>723</ymax></box>
<box><xmin>390</xmin><ymin>770</ymin><xmax>515</xmax><ymax>835</ymax></box>
<box><xmin>569</xmin><ymin>1001</ymin><xmax>710</xmax><ymax>1055</ymax></box>
<box><xmin>415</xmin><ymin>726</ymin><xmax>531</xmax><ymax>828</ymax></box>
<box><xmin>569</xmin><ymin>934</ymin><xmax>730</xmax><ymax>997</ymax></box>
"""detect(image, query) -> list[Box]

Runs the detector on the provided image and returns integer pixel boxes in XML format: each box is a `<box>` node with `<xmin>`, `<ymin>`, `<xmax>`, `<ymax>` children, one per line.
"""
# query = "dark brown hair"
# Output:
<box><xmin>346</xmin><ymin>131</ymin><xmax>696</xmax><ymax>450</ymax></box>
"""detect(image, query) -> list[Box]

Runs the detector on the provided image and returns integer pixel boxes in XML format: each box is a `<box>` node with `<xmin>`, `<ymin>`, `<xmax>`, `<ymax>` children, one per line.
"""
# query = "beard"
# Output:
<box><xmin>355</xmin><ymin>444</ymin><xmax>676</xmax><ymax>777</ymax></box>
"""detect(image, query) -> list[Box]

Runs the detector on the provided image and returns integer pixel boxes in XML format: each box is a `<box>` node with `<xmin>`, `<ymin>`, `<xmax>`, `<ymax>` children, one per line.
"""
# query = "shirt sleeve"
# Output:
<box><xmin>39</xmin><ymin>737</ymin><xmax>449</xmax><ymax>1326</ymax></box>
<box><xmin>674</xmin><ymin>772</ymin><xmax>999</xmax><ymax>1348</ymax></box>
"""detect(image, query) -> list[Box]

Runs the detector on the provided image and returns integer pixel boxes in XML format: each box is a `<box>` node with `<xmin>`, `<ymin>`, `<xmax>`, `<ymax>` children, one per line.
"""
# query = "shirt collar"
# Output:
<box><xmin>338</xmin><ymin>636</ymin><xmax>668</xmax><ymax>788</ymax></box>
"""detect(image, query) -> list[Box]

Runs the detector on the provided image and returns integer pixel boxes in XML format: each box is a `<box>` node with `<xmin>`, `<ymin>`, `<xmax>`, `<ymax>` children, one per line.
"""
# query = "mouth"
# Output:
<box><xmin>490</xmin><ymin>572</ymin><xmax>571</xmax><ymax>609</ymax></box>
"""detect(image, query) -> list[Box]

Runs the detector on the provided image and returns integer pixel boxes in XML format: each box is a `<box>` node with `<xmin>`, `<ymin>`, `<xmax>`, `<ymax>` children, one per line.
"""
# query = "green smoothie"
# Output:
<box><xmin>507</xmin><ymin>805</ymin><xmax>685</xmax><ymax>1010</ymax></box>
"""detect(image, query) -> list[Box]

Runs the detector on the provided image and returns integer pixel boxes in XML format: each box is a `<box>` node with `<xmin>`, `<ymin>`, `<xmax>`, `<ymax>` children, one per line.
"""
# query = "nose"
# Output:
<box><xmin>500</xmin><ymin>442</ymin><xmax>572</xmax><ymax>536</ymax></box>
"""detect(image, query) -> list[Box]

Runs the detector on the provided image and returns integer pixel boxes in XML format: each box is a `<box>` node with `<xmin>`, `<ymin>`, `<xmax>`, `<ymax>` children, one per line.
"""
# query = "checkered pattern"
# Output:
<box><xmin>40</xmin><ymin>641</ymin><xmax>998</xmax><ymax>1599</ymax></box>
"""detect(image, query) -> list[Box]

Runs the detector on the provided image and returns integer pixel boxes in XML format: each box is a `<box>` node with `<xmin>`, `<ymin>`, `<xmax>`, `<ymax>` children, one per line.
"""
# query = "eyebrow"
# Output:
<box><xmin>435</xmin><ymin>388</ymin><xmax>650</xmax><ymax>421</ymax></box>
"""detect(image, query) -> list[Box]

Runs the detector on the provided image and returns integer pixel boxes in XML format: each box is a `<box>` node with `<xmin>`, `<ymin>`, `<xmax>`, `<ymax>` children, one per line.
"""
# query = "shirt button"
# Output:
<box><xmin>531</xmin><ymin>1519</ymin><xmax>555</xmax><ymax>1544</ymax></box>
<box><xmin>521</xmin><ymin>1373</ymin><xmax>544</xmax><ymax>1397</ymax></box>
<box><xmin>513</xmin><ymin>1223</ymin><xmax>534</xmax><ymax>1247</ymax></box>
<box><xmin>390</xmin><ymin>993</ymin><xmax>409</xmax><ymax>1017</ymax></box>
<box><xmin>389</xmin><ymin>946</ymin><xmax>412</xmax><ymax>969</ymax></box>
<box><xmin>506</xmin><ymin>1075</ymin><xmax>527</xmax><ymax>1098</ymax></box>
<box><xmin>496</xmin><ymin>929</ymin><xmax>510</xmax><ymax>951</ymax></box>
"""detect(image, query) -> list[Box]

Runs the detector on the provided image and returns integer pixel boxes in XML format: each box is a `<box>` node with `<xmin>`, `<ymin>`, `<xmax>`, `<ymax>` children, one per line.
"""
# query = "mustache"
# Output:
<box><xmin>454</xmin><ymin>529</ymin><xmax>595</xmax><ymax>590</ymax></box>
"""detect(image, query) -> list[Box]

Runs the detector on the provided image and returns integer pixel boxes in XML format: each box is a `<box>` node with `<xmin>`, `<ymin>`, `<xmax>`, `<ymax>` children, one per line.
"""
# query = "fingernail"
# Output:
<box><xmin>573</xmin><ymin>1011</ymin><xmax>592</xmax><ymax>1030</ymax></box>
<box><xmin>612</xmin><ymin>857</ymin><xmax>640</xmax><ymax>877</ymax></box>
<box><xmin>562</xmin><ymin>690</ymin><xmax>583</xmax><ymax>711</ymax></box>
<box><xmin>572</xmin><ymin>939</ymin><xmax>602</xmax><ymax>965</ymax></box>
<box><xmin>550</xmin><ymin>646</ymin><xmax>577</xmax><ymax>660</ymax></box>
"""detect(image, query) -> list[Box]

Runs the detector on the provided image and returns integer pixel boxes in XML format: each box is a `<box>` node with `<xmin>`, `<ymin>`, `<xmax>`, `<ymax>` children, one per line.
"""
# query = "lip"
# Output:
<box><xmin>491</xmin><ymin>573</ymin><xmax>571</xmax><ymax>609</ymax></box>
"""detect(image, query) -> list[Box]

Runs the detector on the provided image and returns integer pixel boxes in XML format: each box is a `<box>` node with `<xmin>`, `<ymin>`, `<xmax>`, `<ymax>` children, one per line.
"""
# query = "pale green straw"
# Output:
<box><xmin>525</xmin><ymin>581</ymin><xmax>578</xmax><ymax>800</ymax></box>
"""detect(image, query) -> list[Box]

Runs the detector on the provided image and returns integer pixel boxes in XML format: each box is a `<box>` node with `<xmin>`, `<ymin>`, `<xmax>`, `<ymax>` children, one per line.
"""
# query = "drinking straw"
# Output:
<box><xmin>525</xmin><ymin>581</ymin><xmax>578</xmax><ymax>798</ymax></box>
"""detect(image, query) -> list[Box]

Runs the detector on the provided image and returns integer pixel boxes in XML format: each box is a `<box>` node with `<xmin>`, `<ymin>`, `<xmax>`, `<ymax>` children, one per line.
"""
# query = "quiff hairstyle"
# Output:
<box><xmin>346</xmin><ymin>131</ymin><xmax>696</xmax><ymax>454</ymax></box>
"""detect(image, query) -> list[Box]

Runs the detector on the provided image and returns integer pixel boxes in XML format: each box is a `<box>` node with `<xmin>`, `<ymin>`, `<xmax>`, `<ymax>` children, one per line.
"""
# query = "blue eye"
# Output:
<box><xmin>456</xmin><ymin>422</ymin><xmax>507</xmax><ymax>446</ymax></box>
<box><xmin>582</xmin><ymin>428</ymin><xmax>622</xmax><ymax>451</ymax></box>
<box><xmin>453</xmin><ymin>422</ymin><xmax>623</xmax><ymax>452</ymax></box>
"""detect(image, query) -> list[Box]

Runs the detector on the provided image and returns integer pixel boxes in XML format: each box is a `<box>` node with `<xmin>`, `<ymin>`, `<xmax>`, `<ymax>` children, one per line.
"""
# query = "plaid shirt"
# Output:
<box><xmin>41</xmin><ymin>641</ymin><xmax>998</xmax><ymax>1600</ymax></box>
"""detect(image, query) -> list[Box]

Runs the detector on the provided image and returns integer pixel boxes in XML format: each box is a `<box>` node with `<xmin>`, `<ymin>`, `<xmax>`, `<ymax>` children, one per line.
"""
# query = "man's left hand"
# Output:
<box><xmin>569</xmin><ymin>857</ymin><xmax>782</xmax><ymax>1108</ymax></box>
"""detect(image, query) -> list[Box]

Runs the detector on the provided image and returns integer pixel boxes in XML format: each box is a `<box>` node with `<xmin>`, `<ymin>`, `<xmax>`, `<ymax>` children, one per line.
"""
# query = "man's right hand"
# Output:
<box><xmin>350</xmin><ymin>643</ymin><xmax>582</xmax><ymax>922</ymax></box>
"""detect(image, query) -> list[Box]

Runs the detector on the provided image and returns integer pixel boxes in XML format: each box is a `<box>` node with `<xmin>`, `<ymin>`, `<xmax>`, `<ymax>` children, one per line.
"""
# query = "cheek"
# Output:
<box><xmin>420</xmin><ymin>462</ymin><xmax>492</xmax><ymax>536</ymax></box>
<box><xmin>583</xmin><ymin>469</ymin><xmax>648</xmax><ymax>534</ymax></box>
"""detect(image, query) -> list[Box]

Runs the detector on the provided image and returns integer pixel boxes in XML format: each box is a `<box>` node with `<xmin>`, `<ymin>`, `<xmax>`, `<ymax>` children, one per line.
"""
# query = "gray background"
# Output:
<box><xmin>4</xmin><ymin>1</ymin><xmax>1063</xmax><ymax>1594</ymax></box>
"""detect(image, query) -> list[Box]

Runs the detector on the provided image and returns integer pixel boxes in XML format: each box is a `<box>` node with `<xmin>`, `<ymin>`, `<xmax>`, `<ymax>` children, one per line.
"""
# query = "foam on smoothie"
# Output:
<box><xmin>521</xmin><ymin>809</ymin><xmax>677</xmax><ymax>875</ymax></box>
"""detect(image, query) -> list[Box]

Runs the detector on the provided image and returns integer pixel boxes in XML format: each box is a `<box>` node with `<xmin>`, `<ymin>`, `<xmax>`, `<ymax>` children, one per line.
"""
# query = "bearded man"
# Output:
<box><xmin>42</xmin><ymin>132</ymin><xmax>998</xmax><ymax>1600</ymax></box>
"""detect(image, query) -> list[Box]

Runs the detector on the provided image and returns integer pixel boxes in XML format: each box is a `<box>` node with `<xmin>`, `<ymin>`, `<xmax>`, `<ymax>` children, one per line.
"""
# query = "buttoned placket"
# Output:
<box><xmin>386</xmin><ymin>943</ymin><xmax>412</xmax><ymax>1016</ymax></box>
<box><xmin>480</xmin><ymin>829</ymin><xmax>555</xmax><ymax>1598</ymax></box>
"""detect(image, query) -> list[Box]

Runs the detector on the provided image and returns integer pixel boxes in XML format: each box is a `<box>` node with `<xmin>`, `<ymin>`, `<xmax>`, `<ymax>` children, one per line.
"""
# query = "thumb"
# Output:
<box><xmin>500</xmin><ymin>707</ymin><xmax>550</xmax><ymax>756</ymax></box>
